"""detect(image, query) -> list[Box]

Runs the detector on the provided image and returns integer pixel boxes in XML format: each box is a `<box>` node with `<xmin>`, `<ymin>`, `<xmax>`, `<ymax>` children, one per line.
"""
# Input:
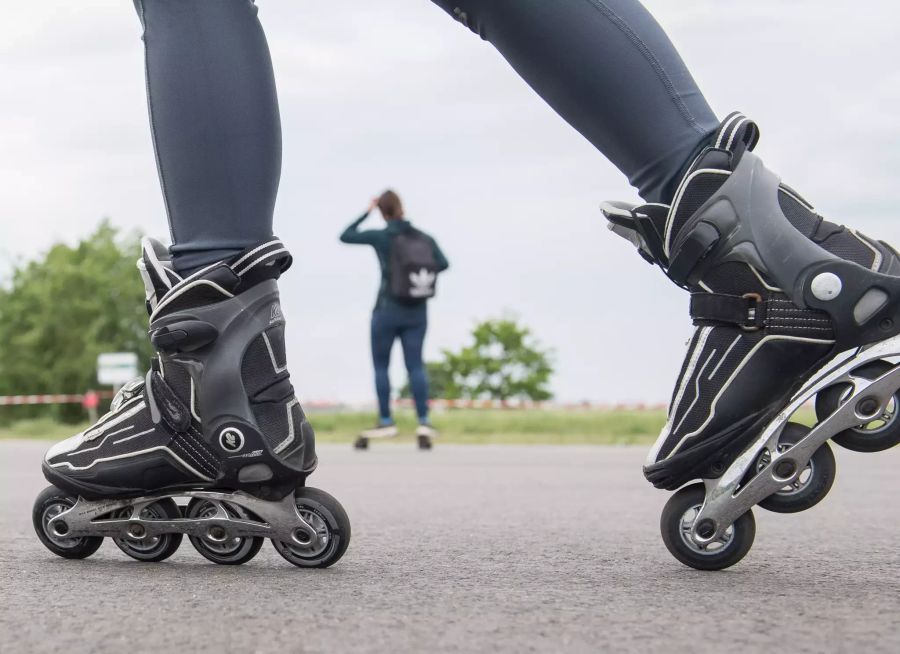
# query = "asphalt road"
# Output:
<box><xmin>1</xmin><ymin>440</ymin><xmax>898</xmax><ymax>653</ymax></box>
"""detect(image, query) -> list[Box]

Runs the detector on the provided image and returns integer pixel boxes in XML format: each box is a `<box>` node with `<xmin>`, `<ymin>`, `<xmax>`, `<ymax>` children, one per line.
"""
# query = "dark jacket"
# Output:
<box><xmin>340</xmin><ymin>213</ymin><xmax>449</xmax><ymax>310</ymax></box>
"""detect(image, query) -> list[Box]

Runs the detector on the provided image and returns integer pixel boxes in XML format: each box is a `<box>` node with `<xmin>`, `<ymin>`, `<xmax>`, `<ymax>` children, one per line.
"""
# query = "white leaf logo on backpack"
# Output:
<box><xmin>409</xmin><ymin>268</ymin><xmax>436</xmax><ymax>297</ymax></box>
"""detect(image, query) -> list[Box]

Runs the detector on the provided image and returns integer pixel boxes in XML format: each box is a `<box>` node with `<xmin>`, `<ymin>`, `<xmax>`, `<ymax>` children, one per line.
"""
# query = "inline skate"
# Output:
<box><xmin>603</xmin><ymin>113</ymin><xmax>900</xmax><ymax>570</ymax></box>
<box><xmin>33</xmin><ymin>237</ymin><xmax>350</xmax><ymax>567</ymax></box>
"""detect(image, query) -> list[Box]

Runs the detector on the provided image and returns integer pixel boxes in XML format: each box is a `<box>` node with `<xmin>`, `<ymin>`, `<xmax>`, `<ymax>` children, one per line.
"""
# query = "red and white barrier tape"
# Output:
<box><xmin>0</xmin><ymin>392</ymin><xmax>115</xmax><ymax>406</ymax></box>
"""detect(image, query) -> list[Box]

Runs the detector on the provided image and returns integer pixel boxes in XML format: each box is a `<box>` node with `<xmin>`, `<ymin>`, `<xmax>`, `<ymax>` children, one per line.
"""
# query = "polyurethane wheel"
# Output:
<box><xmin>757</xmin><ymin>423</ymin><xmax>836</xmax><ymax>514</ymax></box>
<box><xmin>272</xmin><ymin>487</ymin><xmax>351</xmax><ymax>568</ymax></box>
<box><xmin>33</xmin><ymin>485</ymin><xmax>103</xmax><ymax>559</ymax></box>
<box><xmin>417</xmin><ymin>435</ymin><xmax>433</xmax><ymax>450</ymax></box>
<box><xmin>660</xmin><ymin>483</ymin><xmax>755</xmax><ymax>571</ymax></box>
<box><xmin>112</xmin><ymin>497</ymin><xmax>182</xmax><ymax>562</ymax></box>
<box><xmin>353</xmin><ymin>437</ymin><xmax>369</xmax><ymax>450</ymax></box>
<box><xmin>186</xmin><ymin>498</ymin><xmax>264</xmax><ymax>565</ymax></box>
<box><xmin>815</xmin><ymin>359</ymin><xmax>900</xmax><ymax>452</ymax></box>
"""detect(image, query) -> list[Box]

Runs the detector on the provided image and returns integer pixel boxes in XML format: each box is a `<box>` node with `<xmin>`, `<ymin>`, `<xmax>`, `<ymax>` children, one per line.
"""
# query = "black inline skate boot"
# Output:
<box><xmin>603</xmin><ymin>113</ymin><xmax>900</xmax><ymax>569</ymax></box>
<box><xmin>33</xmin><ymin>237</ymin><xmax>350</xmax><ymax>567</ymax></box>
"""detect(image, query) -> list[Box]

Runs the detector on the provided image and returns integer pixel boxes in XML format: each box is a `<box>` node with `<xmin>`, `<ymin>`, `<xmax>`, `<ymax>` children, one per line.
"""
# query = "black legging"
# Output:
<box><xmin>133</xmin><ymin>0</ymin><xmax>718</xmax><ymax>273</ymax></box>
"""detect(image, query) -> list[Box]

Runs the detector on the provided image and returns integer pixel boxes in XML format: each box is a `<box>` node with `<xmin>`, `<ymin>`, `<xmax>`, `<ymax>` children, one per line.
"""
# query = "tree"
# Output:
<box><xmin>400</xmin><ymin>318</ymin><xmax>553</xmax><ymax>402</ymax></box>
<box><xmin>0</xmin><ymin>221</ymin><xmax>151</xmax><ymax>422</ymax></box>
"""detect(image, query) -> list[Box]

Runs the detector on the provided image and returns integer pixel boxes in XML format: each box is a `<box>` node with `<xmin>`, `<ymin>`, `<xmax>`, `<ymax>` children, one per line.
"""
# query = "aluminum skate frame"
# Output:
<box><xmin>46</xmin><ymin>489</ymin><xmax>320</xmax><ymax>547</ymax></box>
<box><xmin>690</xmin><ymin>333</ymin><xmax>900</xmax><ymax>546</ymax></box>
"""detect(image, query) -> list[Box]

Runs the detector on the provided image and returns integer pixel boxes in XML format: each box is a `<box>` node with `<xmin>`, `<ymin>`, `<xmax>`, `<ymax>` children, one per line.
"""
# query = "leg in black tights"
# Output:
<box><xmin>429</xmin><ymin>0</ymin><xmax>718</xmax><ymax>203</ymax></box>
<box><xmin>133</xmin><ymin>0</ymin><xmax>281</xmax><ymax>275</ymax></box>
<box><xmin>133</xmin><ymin>0</ymin><xmax>716</xmax><ymax>266</ymax></box>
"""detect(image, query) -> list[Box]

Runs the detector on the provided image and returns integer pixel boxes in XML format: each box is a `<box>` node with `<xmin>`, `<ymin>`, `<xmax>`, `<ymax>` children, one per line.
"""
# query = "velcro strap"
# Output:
<box><xmin>690</xmin><ymin>293</ymin><xmax>835</xmax><ymax>339</ymax></box>
<box><xmin>690</xmin><ymin>293</ymin><xmax>764</xmax><ymax>330</ymax></box>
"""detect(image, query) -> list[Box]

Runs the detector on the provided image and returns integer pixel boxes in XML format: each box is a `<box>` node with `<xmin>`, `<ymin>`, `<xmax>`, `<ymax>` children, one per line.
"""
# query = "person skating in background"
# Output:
<box><xmin>340</xmin><ymin>190</ymin><xmax>449</xmax><ymax>450</ymax></box>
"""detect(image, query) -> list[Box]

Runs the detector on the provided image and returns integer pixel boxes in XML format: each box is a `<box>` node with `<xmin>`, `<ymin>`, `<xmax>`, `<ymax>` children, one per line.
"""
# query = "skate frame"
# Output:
<box><xmin>47</xmin><ymin>489</ymin><xmax>321</xmax><ymax>546</ymax></box>
<box><xmin>692</xmin><ymin>333</ymin><xmax>900</xmax><ymax>546</ymax></box>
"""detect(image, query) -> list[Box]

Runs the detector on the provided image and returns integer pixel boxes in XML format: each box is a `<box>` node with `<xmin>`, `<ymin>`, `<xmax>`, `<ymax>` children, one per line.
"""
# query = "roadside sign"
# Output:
<box><xmin>97</xmin><ymin>352</ymin><xmax>139</xmax><ymax>386</ymax></box>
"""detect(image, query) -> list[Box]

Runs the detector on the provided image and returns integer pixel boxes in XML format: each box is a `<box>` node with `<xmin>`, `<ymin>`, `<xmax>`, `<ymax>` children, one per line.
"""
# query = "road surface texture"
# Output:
<box><xmin>1</xmin><ymin>440</ymin><xmax>897</xmax><ymax>653</ymax></box>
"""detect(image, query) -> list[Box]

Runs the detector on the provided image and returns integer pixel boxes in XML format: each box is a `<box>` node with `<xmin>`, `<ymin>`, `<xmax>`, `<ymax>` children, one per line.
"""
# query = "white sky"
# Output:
<box><xmin>1</xmin><ymin>1</ymin><xmax>899</xmax><ymax>404</ymax></box>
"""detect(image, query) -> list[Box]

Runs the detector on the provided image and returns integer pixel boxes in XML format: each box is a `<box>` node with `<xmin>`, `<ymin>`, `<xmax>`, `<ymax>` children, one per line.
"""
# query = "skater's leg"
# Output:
<box><xmin>430</xmin><ymin>0</ymin><xmax>718</xmax><ymax>203</ymax></box>
<box><xmin>398</xmin><ymin>312</ymin><xmax>429</xmax><ymax>423</ymax></box>
<box><xmin>371</xmin><ymin>311</ymin><xmax>398</xmax><ymax>424</ymax></box>
<box><xmin>133</xmin><ymin>0</ymin><xmax>281</xmax><ymax>274</ymax></box>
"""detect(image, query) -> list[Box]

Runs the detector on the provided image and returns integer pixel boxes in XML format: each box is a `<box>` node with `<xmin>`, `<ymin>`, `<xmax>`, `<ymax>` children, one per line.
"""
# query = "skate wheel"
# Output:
<box><xmin>660</xmin><ymin>483</ymin><xmax>755</xmax><ymax>571</ymax></box>
<box><xmin>757</xmin><ymin>423</ymin><xmax>836</xmax><ymax>514</ymax></box>
<box><xmin>112</xmin><ymin>498</ymin><xmax>182</xmax><ymax>562</ymax></box>
<box><xmin>33</xmin><ymin>485</ymin><xmax>103</xmax><ymax>559</ymax></box>
<box><xmin>354</xmin><ymin>437</ymin><xmax>369</xmax><ymax>450</ymax></box>
<box><xmin>185</xmin><ymin>498</ymin><xmax>263</xmax><ymax>565</ymax></box>
<box><xmin>417</xmin><ymin>435</ymin><xmax>433</xmax><ymax>450</ymax></box>
<box><xmin>816</xmin><ymin>360</ymin><xmax>900</xmax><ymax>452</ymax></box>
<box><xmin>272</xmin><ymin>487</ymin><xmax>351</xmax><ymax>568</ymax></box>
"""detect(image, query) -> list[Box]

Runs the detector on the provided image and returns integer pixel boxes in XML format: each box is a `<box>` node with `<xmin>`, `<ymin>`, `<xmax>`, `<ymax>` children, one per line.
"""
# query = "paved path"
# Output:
<box><xmin>1</xmin><ymin>441</ymin><xmax>897</xmax><ymax>653</ymax></box>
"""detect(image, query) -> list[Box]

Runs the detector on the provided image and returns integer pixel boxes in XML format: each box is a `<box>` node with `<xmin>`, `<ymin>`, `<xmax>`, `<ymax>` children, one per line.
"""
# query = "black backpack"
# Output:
<box><xmin>389</xmin><ymin>227</ymin><xmax>439</xmax><ymax>302</ymax></box>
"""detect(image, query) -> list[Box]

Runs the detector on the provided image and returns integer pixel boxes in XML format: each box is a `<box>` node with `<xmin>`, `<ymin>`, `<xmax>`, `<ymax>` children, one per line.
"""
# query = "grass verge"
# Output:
<box><xmin>0</xmin><ymin>409</ymin><xmax>666</xmax><ymax>446</ymax></box>
<box><xmin>0</xmin><ymin>407</ymin><xmax>818</xmax><ymax>446</ymax></box>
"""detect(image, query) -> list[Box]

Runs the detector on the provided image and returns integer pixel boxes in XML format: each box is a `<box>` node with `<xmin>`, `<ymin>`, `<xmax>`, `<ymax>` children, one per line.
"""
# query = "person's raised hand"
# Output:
<box><xmin>368</xmin><ymin>197</ymin><xmax>379</xmax><ymax>213</ymax></box>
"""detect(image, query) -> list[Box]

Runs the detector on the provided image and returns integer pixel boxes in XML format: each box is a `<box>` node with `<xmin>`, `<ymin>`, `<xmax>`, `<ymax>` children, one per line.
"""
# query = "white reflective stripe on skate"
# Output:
<box><xmin>669</xmin><ymin>327</ymin><xmax>712</xmax><ymax>424</ymax></box>
<box><xmin>667</xmin><ymin>334</ymin><xmax>835</xmax><ymax>457</ymax></box>
<box><xmin>45</xmin><ymin>433</ymin><xmax>87</xmax><ymax>460</ymax></box>
<box><xmin>672</xmin><ymin>347</ymin><xmax>718</xmax><ymax>436</ymax></box>
<box><xmin>113</xmin><ymin>428</ymin><xmax>155</xmax><ymax>445</ymax></box>
<box><xmin>76</xmin><ymin>424</ymin><xmax>136</xmax><ymax>452</ymax></box>
<box><xmin>189</xmin><ymin>379</ymin><xmax>201</xmax><ymax>423</ymax></box>
<box><xmin>49</xmin><ymin>446</ymin><xmax>213</xmax><ymax>481</ymax></box>
<box><xmin>662</xmin><ymin>169</ymin><xmax>729</xmax><ymax>257</ymax></box>
<box><xmin>230</xmin><ymin>240</ymin><xmax>284</xmax><ymax>271</ymax></box>
<box><xmin>708</xmin><ymin>335</ymin><xmax>742</xmax><ymax>380</ymax></box>
<box><xmin>59</xmin><ymin>425</ymin><xmax>142</xmax><ymax>458</ymax></box>
<box><xmin>262</xmin><ymin>332</ymin><xmax>288</xmax><ymax>374</ymax></box>
<box><xmin>83</xmin><ymin>399</ymin><xmax>145</xmax><ymax>441</ymax></box>
<box><xmin>150</xmin><ymin>279</ymin><xmax>235</xmax><ymax>321</ymax></box>
<box><xmin>850</xmin><ymin>229</ymin><xmax>882</xmax><ymax>271</ymax></box>
<box><xmin>647</xmin><ymin>326</ymin><xmax>712</xmax><ymax>465</ymax></box>
<box><xmin>748</xmin><ymin>265</ymin><xmax>782</xmax><ymax>292</ymax></box>
<box><xmin>82</xmin><ymin>395</ymin><xmax>143</xmax><ymax>437</ymax></box>
<box><xmin>235</xmin><ymin>248</ymin><xmax>289</xmax><ymax>276</ymax></box>
<box><xmin>273</xmin><ymin>398</ymin><xmax>300</xmax><ymax>455</ymax></box>
<box><xmin>778</xmin><ymin>186</ymin><xmax>815</xmax><ymax>211</ymax></box>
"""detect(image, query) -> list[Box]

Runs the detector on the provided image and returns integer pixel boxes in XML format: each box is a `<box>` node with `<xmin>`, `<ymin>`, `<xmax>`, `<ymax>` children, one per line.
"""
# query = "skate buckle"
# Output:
<box><xmin>741</xmin><ymin>293</ymin><xmax>763</xmax><ymax>332</ymax></box>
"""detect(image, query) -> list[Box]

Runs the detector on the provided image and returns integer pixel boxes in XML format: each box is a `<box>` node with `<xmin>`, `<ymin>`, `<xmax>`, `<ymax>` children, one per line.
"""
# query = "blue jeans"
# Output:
<box><xmin>371</xmin><ymin>306</ymin><xmax>429</xmax><ymax>423</ymax></box>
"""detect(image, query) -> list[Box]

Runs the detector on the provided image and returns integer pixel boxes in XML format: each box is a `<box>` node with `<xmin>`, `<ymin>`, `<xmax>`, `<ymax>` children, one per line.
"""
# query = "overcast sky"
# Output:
<box><xmin>2</xmin><ymin>1</ymin><xmax>899</xmax><ymax>405</ymax></box>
